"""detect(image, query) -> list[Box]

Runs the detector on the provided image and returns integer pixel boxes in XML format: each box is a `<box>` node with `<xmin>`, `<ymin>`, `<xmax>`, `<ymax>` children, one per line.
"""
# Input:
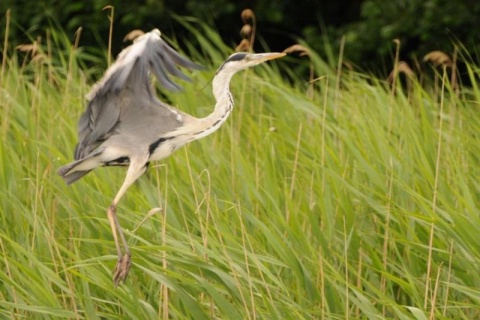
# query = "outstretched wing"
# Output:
<box><xmin>75</xmin><ymin>29</ymin><xmax>203</xmax><ymax>160</ymax></box>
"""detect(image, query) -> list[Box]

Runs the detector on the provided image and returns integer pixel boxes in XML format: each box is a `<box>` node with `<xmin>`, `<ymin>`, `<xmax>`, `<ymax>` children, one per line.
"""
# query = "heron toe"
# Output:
<box><xmin>113</xmin><ymin>253</ymin><xmax>131</xmax><ymax>286</ymax></box>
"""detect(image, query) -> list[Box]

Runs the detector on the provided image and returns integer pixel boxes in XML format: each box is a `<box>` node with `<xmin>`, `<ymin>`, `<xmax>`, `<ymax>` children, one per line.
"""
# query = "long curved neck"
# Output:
<box><xmin>164</xmin><ymin>68</ymin><xmax>237</xmax><ymax>151</ymax></box>
<box><xmin>148</xmin><ymin>70</ymin><xmax>237</xmax><ymax>159</ymax></box>
<box><xmin>191</xmin><ymin>70</ymin><xmax>236</xmax><ymax>140</ymax></box>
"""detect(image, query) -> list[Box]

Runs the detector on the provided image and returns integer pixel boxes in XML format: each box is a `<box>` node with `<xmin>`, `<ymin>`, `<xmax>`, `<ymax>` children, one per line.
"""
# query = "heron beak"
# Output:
<box><xmin>253</xmin><ymin>52</ymin><xmax>287</xmax><ymax>62</ymax></box>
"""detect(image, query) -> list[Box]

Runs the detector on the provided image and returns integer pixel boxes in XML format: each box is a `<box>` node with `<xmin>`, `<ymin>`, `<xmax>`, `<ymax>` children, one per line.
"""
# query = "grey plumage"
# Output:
<box><xmin>58</xmin><ymin>29</ymin><xmax>203</xmax><ymax>184</ymax></box>
<box><xmin>57</xmin><ymin>28</ymin><xmax>285</xmax><ymax>285</ymax></box>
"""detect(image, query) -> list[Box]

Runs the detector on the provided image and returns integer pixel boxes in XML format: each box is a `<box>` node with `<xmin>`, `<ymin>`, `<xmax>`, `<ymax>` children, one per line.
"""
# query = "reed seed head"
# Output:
<box><xmin>241</xmin><ymin>9</ymin><xmax>255</xmax><ymax>23</ymax></box>
<box><xmin>235</xmin><ymin>39</ymin><xmax>251</xmax><ymax>52</ymax></box>
<box><xmin>240</xmin><ymin>24</ymin><xmax>252</xmax><ymax>39</ymax></box>
<box><xmin>124</xmin><ymin>30</ymin><xmax>145</xmax><ymax>42</ymax></box>
<box><xmin>424</xmin><ymin>51</ymin><xmax>452</xmax><ymax>67</ymax></box>
<box><xmin>283</xmin><ymin>44</ymin><xmax>310</xmax><ymax>57</ymax></box>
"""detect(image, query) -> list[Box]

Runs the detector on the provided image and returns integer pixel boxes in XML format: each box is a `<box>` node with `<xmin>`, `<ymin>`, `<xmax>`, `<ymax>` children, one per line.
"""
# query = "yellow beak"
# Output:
<box><xmin>252</xmin><ymin>52</ymin><xmax>287</xmax><ymax>62</ymax></box>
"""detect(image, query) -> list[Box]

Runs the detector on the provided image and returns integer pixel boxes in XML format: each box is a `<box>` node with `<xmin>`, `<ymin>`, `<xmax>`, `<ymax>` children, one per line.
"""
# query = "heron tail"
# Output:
<box><xmin>57</xmin><ymin>159</ymin><xmax>93</xmax><ymax>185</ymax></box>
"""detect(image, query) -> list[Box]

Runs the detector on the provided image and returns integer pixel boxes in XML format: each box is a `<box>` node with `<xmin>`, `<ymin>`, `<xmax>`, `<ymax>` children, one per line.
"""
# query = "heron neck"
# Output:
<box><xmin>171</xmin><ymin>70</ymin><xmax>236</xmax><ymax>143</ymax></box>
<box><xmin>196</xmin><ymin>70</ymin><xmax>235</xmax><ymax>135</ymax></box>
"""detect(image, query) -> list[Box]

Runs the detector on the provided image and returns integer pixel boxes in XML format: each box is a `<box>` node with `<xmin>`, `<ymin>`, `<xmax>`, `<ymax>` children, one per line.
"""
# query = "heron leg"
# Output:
<box><xmin>107</xmin><ymin>204</ymin><xmax>132</xmax><ymax>286</ymax></box>
<box><xmin>107</xmin><ymin>205</ymin><xmax>123</xmax><ymax>259</ymax></box>
<box><xmin>107</xmin><ymin>158</ymin><xmax>148</xmax><ymax>286</ymax></box>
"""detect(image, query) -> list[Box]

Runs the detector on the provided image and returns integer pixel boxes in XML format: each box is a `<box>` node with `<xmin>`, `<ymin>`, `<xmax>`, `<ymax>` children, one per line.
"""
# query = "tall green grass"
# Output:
<box><xmin>1</xmin><ymin>19</ymin><xmax>480</xmax><ymax>319</ymax></box>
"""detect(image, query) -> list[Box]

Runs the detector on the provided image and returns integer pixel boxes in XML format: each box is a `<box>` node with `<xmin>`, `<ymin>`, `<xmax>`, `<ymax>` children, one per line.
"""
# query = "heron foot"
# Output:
<box><xmin>113</xmin><ymin>253</ymin><xmax>131</xmax><ymax>286</ymax></box>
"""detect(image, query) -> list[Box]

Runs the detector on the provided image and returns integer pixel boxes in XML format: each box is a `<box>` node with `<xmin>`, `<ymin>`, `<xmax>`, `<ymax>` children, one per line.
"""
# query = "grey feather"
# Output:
<box><xmin>88</xmin><ymin>30</ymin><xmax>203</xmax><ymax>100</ymax></box>
<box><xmin>63</xmin><ymin>170</ymin><xmax>92</xmax><ymax>185</ymax></box>
<box><xmin>58</xmin><ymin>29</ymin><xmax>203</xmax><ymax>181</ymax></box>
<box><xmin>76</xmin><ymin>30</ymin><xmax>202</xmax><ymax>159</ymax></box>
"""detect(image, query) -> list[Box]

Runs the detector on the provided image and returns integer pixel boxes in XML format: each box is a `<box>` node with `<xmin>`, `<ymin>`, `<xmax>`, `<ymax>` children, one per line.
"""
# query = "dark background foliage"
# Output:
<box><xmin>1</xmin><ymin>0</ymin><xmax>480</xmax><ymax>72</ymax></box>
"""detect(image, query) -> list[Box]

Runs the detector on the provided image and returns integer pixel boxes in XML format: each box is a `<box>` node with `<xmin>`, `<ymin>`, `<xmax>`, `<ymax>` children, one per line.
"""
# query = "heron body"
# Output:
<box><xmin>57</xmin><ymin>28</ymin><xmax>285</xmax><ymax>285</ymax></box>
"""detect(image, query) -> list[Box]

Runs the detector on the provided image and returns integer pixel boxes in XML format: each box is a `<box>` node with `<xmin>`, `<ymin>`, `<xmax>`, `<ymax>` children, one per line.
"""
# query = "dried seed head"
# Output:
<box><xmin>16</xmin><ymin>41</ymin><xmax>44</xmax><ymax>63</ymax></box>
<box><xmin>387</xmin><ymin>61</ymin><xmax>415</xmax><ymax>83</ymax></box>
<box><xmin>240</xmin><ymin>24</ymin><xmax>252</xmax><ymax>39</ymax></box>
<box><xmin>423</xmin><ymin>51</ymin><xmax>452</xmax><ymax>67</ymax></box>
<box><xmin>16</xmin><ymin>43</ymin><xmax>37</xmax><ymax>54</ymax></box>
<box><xmin>31</xmin><ymin>54</ymin><xmax>45</xmax><ymax>63</ymax></box>
<box><xmin>124</xmin><ymin>30</ymin><xmax>145</xmax><ymax>42</ymax></box>
<box><xmin>241</xmin><ymin>9</ymin><xmax>255</xmax><ymax>23</ymax></box>
<box><xmin>235</xmin><ymin>39</ymin><xmax>250</xmax><ymax>52</ymax></box>
<box><xmin>283</xmin><ymin>44</ymin><xmax>310</xmax><ymax>57</ymax></box>
<box><xmin>397</xmin><ymin>61</ymin><xmax>415</xmax><ymax>77</ymax></box>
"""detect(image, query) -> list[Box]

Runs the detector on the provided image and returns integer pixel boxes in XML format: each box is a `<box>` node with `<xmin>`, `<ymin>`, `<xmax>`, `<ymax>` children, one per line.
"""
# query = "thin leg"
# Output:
<box><xmin>108</xmin><ymin>204</ymin><xmax>131</xmax><ymax>286</ymax></box>
<box><xmin>107</xmin><ymin>159</ymin><xmax>148</xmax><ymax>286</ymax></box>
<box><xmin>113</xmin><ymin>206</ymin><xmax>130</xmax><ymax>257</ymax></box>
<box><xmin>107</xmin><ymin>205</ymin><xmax>123</xmax><ymax>259</ymax></box>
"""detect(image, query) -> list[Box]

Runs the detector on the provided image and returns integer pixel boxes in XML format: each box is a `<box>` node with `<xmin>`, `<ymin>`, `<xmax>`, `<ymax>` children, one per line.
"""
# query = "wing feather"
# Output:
<box><xmin>74</xmin><ymin>29</ymin><xmax>203</xmax><ymax>160</ymax></box>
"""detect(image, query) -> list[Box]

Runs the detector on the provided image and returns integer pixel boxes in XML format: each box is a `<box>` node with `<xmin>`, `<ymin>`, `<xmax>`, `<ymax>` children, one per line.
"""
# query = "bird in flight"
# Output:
<box><xmin>57</xmin><ymin>29</ymin><xmax>285</xmax><ymax>286</ymax></box>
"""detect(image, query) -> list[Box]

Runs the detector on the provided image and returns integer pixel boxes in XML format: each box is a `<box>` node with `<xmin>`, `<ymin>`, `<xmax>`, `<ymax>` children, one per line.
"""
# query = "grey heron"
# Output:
<box><xmin>57</xmin><ymin>29</ymin><xmax>285</xmax><ymax>286</ymax></box>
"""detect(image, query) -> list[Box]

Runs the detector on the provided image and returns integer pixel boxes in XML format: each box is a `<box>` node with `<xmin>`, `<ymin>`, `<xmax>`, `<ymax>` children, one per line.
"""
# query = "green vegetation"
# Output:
<box><xmin>1</xmin><ymin>19</ymin><xmax>480</xmax><ymax>319</ymax></box>
<box><xmin>3</xmin><ymin>0</ymin><xmax>480</xmax><ymax>70</ymax></box>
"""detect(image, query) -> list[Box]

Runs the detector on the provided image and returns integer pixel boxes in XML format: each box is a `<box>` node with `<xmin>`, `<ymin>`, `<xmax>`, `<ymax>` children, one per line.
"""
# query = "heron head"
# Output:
<box><xmin>218</xmin><ymin>52</ymin><xmax>286</xmax><ymax>74</ymax></box>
